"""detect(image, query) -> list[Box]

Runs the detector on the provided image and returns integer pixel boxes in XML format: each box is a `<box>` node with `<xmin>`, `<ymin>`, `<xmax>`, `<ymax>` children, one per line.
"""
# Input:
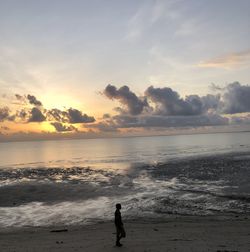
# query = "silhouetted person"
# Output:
<box><xmin>114</xmin><ymin>203</ymin><xmax>126</xmax><ymax>247</ymax></box>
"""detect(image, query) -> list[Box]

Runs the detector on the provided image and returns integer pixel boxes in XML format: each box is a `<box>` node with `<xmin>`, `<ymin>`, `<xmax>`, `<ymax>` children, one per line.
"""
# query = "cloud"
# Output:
<box><xmin>0</xmin><ymin>107</ymin><xmax>15</xmax><ymax>122</ymax></box>
<box><xmin>14</xmin><ymin>93</ymin><xmax>42</xmax><ymax>106</ymax></box>
<box><xmin>46</xmin><ymin>109</ymin><xmax>67</xmax><ymax>123</ymax></box>
<box><xmin>91</xmin><ymin>113</ymin><xmax>228</xmax><ymax>132</ymax></box>
<box><xmin>12</xmin><ymin>94</ymin><xmax>96</xmax><ymax>125</ymax></box>
<box><xmin>0</xmin><ymin>107</ymin><xmax>11</xmax><ymax>121</ymax></box>
<box><xmin>221</xmin><ymin>82</ymin><xmax>250</xmax><ymax>114</ymax></box>
<box><xmin>145</xmin><ymin>86</ymin><xmax>220</xmax><ymax>116</ymax></box>
<box><xmin>98</xmin><ymin>82</ymin><xmax>250</xmax><ymax>132</ymax></box>
<box><xmin>200</xmin><ymin>94</ymin><xmax>221</xmax><ymax>112</ymax></box>
<box><xmin>16</xmin><ymin>109</ymin><xmax>28</xmax><ymax>120</ymax></box>
<box><xmin>51</xmin><ymin>122</ymin><xmax>77</xmax><ymax>132</ymax></box>
<box><xmin>28</xmin><ymin>107</ymin><xmax>46</xmax><ymax>122</ymax></box>
<box><xmin>89</xmin><ymin>121</ymin><xmax>118</xmax><ymax>132</ymax></box>
<box><xmin>104</xmin><ymin>84</ymin><xmax>148</xmax><ymax>115</ymax></box>
<box><xmin>67</xmin><ymin>108</ymin><xmax>95</xmax><ymax>124</ymax></box>
<box><xmin>27</xmin><ymin>94</ymin><xmax>43</xmax><ymax>106</ymax></box>
<box><xmin>197</xmin><ymin>50</ymin><xmax>250</xmax><ymax>69</ymax></box>
<box><xmin>207</xmin><ymin>82</ymin><xmax>250</xmax><ymax>114</ymax></box>
<box><xmin>145</xmin><ymin>85</ymin><xmax>198</xmax><ymax>115</ymax></box>
<box><xmin>116</xmin><ymin>113</ymin><xmax>228</xmax><ymax>128</ymax></box>
<box><xmin>105</xmin><ymin>82</ymin><xmax>250</xmax><ymax>118</ymax></box>
<box><xmin>46</xmin><ymin>108</ymin><xmax>95</xmax><ymax>124</ymax></box>
<box><xmin>3</xmin><ymin>81</ymin><xmax>250</xmax><ymax>138</ymax></box>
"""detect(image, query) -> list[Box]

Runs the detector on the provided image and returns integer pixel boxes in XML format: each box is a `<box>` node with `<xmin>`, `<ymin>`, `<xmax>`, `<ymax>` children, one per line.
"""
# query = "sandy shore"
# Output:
<box><xmin>0</xmin><ymin>216</ymin><xmax>250</xmax><ymax>252</ymax></box>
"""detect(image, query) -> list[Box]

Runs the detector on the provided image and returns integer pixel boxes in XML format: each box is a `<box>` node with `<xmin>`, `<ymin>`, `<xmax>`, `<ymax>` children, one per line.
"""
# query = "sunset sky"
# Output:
<box><xmin>0</xmin><ymin>0</ymin><xmax>250</xmax><ymax>141</ymax></box>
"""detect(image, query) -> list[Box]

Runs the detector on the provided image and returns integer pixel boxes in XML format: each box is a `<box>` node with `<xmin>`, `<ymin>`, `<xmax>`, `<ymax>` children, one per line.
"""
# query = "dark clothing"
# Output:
<box><xmin>116</xmin><ymin>225</ymin><xmax>126</xmax><ymax>238</ymax></box>
<box><xmin>115</xmin><ymin>209</ymin><xmax>123</xmax><ymax>227</ymax></box>
<box><xmin>115</xmin><ymin>209</ymin><xmax>126</xmax><ymax>245</ymax></box>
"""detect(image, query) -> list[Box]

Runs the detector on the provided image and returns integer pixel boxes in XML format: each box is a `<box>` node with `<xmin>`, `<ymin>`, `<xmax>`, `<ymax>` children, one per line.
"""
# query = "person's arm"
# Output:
<box><xmin>115</xmin><ymin>211</ymin><xmax>123</xmax><ymax>226</ymax></box>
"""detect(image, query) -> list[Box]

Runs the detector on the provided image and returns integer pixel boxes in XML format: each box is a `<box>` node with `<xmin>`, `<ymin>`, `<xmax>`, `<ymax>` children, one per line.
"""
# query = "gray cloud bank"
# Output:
<box><xmin>95</xmin><ymin>81</ymin><xmax>250</xmax><ymax>131</ymax></box>
<box><xmin>103</xmin><ymin>81</ymin><xmax>250</xmax><ymax>116</ymax></box>
<box><xmin>93</xmin><ymin>113</ymin><xmax>228</xmax><ymax>130</ymax></box>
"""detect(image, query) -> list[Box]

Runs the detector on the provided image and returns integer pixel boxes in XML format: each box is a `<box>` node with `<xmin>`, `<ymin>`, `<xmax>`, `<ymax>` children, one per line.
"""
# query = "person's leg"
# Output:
<box><xmin>121</xmin><ymin>226</ymin><xmax>126</xmax><ymax>238</ymax></box>
<box><xmin>116</xmin><ymin>227</ymin><xmax>122</xmax><ymax>246</ymax></box>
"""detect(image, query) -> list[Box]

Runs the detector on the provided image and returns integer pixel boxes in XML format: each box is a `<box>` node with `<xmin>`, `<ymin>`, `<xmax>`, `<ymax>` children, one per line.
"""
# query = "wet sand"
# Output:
<box><xmin>1</xmin><ymin>216</ymin><xmax>250</xmax><ymax>252</ymax></box>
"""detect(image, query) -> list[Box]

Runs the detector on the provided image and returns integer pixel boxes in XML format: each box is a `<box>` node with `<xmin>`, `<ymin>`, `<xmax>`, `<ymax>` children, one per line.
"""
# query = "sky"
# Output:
<box><xmin>0</xmin><ymin>0</ymin><xmax>250</xmax><ymax>141</ymax></box>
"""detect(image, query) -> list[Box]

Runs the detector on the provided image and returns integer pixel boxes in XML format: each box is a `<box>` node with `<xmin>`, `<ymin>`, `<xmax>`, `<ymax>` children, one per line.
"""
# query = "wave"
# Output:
<box><xmin>0</xmin><ymin>151</ymin><xmax>250</xmax><ymax>227</ymax></box>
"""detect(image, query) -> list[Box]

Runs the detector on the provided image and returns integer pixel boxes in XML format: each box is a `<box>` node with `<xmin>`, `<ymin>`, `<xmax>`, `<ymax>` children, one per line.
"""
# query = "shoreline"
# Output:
<box><xmin>1</xmin><ymin>215</ymin><xmax>250</xmax><ymax>252</ymax></box>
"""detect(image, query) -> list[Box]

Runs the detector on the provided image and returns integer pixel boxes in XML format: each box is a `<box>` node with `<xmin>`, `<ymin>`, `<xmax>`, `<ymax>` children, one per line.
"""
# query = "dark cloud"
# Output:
<box><xmin>145</xmin><ymin>86</ymin><xmax>218</xmax><ymax>116</ymax></box>
<box><xmin>105</xmin><ymin>82</ymin><xmax>250</xmax><ymax>117</ymax></box>
<box><xmin>14</xmin><ymin>93</ymin><xmax>42</xmax><ymax>106</ymax></box>
<box><xmin>28</xmin><ymin>107</ymin><xmax>46</xmax><ymax>122</ymax></box>
<box><xmin>0</xmin><ymin>107</ymin><xmax>10</xmax><ymax>122</ymax></box>
<box><xmin>51</xmin><ymin>122</ymin><xmax>77</xmax><ymax>132</ymax></box>
<box><xmin>104</xmin><ymin>84</ymin><xmax>148</xmax><ymax>115</ymax></box>
<box><xmin>46</xmin><ymin>109</ymin><xmax>67</xmax><ymax>123</ymax></box>
<box><xmin>16</xmin><ymin>109</ymin><xmax>28</xmax><ymax>120</ymax></box>
<box><xmin>67</xmin><ymin>108</ymin><xmax>95</xmax><ymax>124</ymax></box>
<box><xmin>220</xmin><ymin>82</ymin><xmax>250</xmax><ymax>114</ymax></box>
<box><xmin>27</xmin><ymin>94</ymin><xmax>42</xmax><ymax>106</ymax></box>
<box><xmin>114</xmin><ymin>114</ymin><xmax>228</xmax><ymax>128</ymax></box>
<box><xmin>99</xmin><ymin>82</ymin><xmax>250</xmax><ymax>131</ymax></box>
<box><xmin>200</xmin><ymin>94</ymin><xmax>220</xmax><ymax>111</ymax></box>
<box><xmin>46</xmin><ymin>108</ymin><xmax>95</xmax><ymax>124</ymax></box>
<box><xmin>89</xmin><ymin>122</ymin><xmax>118</xmax><ymax>132</ymax></box>
<box><xmin>90</xmin><ymin>113</ymin><xmax>228</xmax><ymax>131</ymax></box>
<box><xmin>145</xmin><ymin>86</ymin><xmax>188</xmax><ymax>115</ymax></box>
<box><xmin>0</xmin><ymin>107</ymin><xmax>15</xmax><ymax>122</ymax></box>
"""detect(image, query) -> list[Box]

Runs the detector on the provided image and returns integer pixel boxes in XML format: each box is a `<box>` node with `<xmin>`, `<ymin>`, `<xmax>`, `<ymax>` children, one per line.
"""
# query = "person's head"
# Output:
<box><xmin>116</xmin><ymin>203</ymin><xmax>121</xmax><ymax>210</ymax></box>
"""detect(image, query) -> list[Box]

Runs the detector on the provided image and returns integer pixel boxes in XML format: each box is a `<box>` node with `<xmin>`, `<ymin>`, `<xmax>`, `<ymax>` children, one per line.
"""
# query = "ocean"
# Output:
<box><xmin>0</xmin><ymin>132</ymin><xmax>250</xmax><ymax>228</ymax></box>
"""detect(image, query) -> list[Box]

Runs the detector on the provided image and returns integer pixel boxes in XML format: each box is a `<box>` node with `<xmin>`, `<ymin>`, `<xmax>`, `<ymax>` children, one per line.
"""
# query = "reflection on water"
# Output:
<box><xmin>0</xmin><ymin>132</ymin><xmax>250</xmax><ymax>227</ymax></box>
<box><xmin>1</xmin><ymin>132</ymin><xmax>250</xmax><ymax>169</ymax></box>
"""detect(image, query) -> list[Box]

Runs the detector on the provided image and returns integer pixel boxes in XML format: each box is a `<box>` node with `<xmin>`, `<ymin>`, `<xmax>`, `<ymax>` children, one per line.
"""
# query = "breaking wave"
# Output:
<box><xmin>0</xmin><ymin>152</ymin><xmax>250</xmax><ymax>227</ymax></box>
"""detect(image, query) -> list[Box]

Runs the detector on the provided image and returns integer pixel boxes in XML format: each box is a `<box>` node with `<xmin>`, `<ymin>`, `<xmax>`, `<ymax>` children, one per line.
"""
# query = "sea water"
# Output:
<box><xmin>0</xmin><ymin>132</ymin><xmax>250</xmax><ymax>227</ymax></box>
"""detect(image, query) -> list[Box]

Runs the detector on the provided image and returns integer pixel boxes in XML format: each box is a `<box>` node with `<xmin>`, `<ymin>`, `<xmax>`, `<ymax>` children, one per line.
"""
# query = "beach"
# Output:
<box><xmin>1</xmin><ymin>216</ymin><xmax>250</xmax><ymax>252</ymax></box>
<box><xmin>1</xmin><ymin>0</ymin><xmax>250</xmax><ymax>250</ymax></box>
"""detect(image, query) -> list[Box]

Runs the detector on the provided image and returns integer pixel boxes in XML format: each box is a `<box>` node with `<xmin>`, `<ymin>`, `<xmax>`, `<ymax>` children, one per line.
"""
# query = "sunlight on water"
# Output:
<box><xmin>0</xmin><ymin>132</ymin><xmax>250</xmax><ymax>227</ymax></box>
<box><xmin>1</xmin><ymin>132</ymin><xmax>250</xmax><ymax>169</ymax></box>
